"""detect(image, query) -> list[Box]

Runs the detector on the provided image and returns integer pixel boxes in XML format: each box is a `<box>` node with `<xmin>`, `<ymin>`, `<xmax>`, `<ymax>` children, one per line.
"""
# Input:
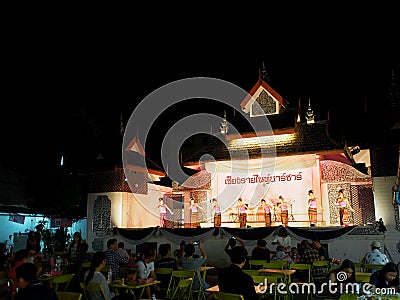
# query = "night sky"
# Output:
<box><xmin>2</xmin><ymin>18</ymin><xmax>400</xmax><ymax>175</ymax></box>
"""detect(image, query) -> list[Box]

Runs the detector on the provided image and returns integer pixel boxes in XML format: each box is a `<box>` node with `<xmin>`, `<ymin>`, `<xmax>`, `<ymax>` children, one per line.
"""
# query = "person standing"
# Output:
<box><xmin>308</xmin><ymin>190</ymin><xmax>318</xmax><ymax>227</ymax></box>
<box><xmin>277</xmin><ymin>196</ymin><xmax>288</xmax><ymax>226</ymax></box>
<box><xmin>236</xmin><ymin>198</ymin><xmax>248</xmax><ymax>228</ymax></box>
<box><xmin>212</xmin><ymin>198</ymin><xmax>222</xmax><ymax>228</ymax></box>
<box><xmin>258</xmin><ymin>199</ymin><xmax>272</xmax><ymax>226</ymax></box>
<box><xmin>218</xmin><ymin>246</ymin><xmax>258</xmax><ymax>300</ymax></box>
<box><xmin>158</xmin><ymin>197</ymin><xmax>173</xmax><ymax>228</ymax></box>
<box><xmin>189</xmin><ymin>198</ymin><xmax>204</xmax><ymax>228</ymax></box>
<box><xmin>336</xmin><ymin>189</ymin><xmax>355</xmax><ymax>226</ymax></box>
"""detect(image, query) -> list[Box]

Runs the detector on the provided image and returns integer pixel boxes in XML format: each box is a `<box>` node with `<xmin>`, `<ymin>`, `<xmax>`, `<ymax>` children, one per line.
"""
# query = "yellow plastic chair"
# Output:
<box><xmin>264</xmin><ymin>260</ymin><xmax>289</xmax><ymax>270</ymax></box>
<box><xmin>80</xmin><ymin>282</ymin><xmax>107</xmax><ymax>300</ymax></box>
<box><xmin>252</xmin><ymin>275</ymin><xmax>279</xmax><ymax>300</ymax></box>
<box><xmin>249</xmin><ymin>259</ymin><xmax>267</xmax><ymax>270</ymax></box>
<box><xmin>289</xmin><ymin>264</ymin><xmax>312</xmax><ymax>300</ymax></box>
<box><xmin>56</xmin><ymin>291</ymin><xmax>83</xmax><ymax>300</ymax></box>
<box><xmin>338</xmin><ymin>294</ymin><xmax>357</xmax><ymax>300</ymax></box>
<box><xmin>242</xmin><ymin>269</ymin><xmax>261</xmax><ymax>276</ymax></box>
<box><xmin>51</xmin><ymin>273</ymin><xmax>76</xmax><ymax>292</ymax></box>
<box><xmin>155</xmin><ymin>267</ymin><xmax>174</xmax><ymax>297</ymax></box>
<box><xmin>311</xmin><ymin>260</ymin><xmax>330</xmax><ymax>284</ymax></box>
<box><xmin>165</xmin><ymin>270</ymin><xmax>196</xmax><ymax>299</ymax></box>
<box><xmin>170</xmin><ymin>277</ymin><xmax>193</xmax><ymax>300</ymax></box>
<box><xmin>213</xmin><ymin>291</ymin><xmax>245</xmax><ymax>300</ymax></box>
<box><xmin>363</xmin><ymin>263</ymin><xmax>384</xmax><ymax>273</ymax></box>
<box><xmin>355</xmin><ymin>272</ymin><xmax>372</xmax><ymax>283</ymax></box>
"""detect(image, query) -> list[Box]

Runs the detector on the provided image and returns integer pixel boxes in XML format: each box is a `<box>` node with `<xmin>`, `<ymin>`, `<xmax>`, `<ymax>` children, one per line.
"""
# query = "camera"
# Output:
<box><xmin>192</xmin><ymin>241</ymin><xmax>200</xmax><ymax>245</ymax></box>
<box><xmin>230</xmin><ymin>236</ymin><xmax>236</xmax><ymax>240</ymax></box>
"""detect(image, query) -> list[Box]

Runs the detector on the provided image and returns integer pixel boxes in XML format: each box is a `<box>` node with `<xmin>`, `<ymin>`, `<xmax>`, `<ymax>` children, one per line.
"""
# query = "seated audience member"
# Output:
<box><xmin>136</xmin><ymin>247</ymin><xmax>158</xmax><ymax>299</ymax></box>
<box><xmin>14</xmin><ymin>262</ymin><xmax>58</xmax><ymax>300</ymax></box>
<box><xmin>155</xmin><ymin>243</ymin><xmax>178</xmax><ymax>292</ymax></box>
<box><xmin>272</xmin><ymin>226</ymin><xmax>292</xmax><ymax>252</ymax></box>
<box><xmin>271</xmin><ymin>246</ymin><xmax>293</xmax><ymax>263</ymax></box>
<box><xmin>173</xmin><ymin>240</ymin><xmax>186</xmax><ymax>266</ymax></box>
<box><xmin>362</xmin><ymin>241</ymin><xmax>389</xmax><ymax>272</ymax></box>
<box><xmin>181</xmin><ymin>242</ymin><xmax>211</xmax><ymax>292</ymax></box>
<box><xmin>251</xmin><ymin>239</ymin><xmax>271</xmax><ymax>262</ymax></box>
<box><xmin>104</xmin><ymin>238</ymin><xmax>129</xmax><ymax>280</ymax></box>
<box><xmin>8</xmin><ymin>249</ymin><xmax>29</xmax><ymax>285</ymax></box>
<box><xmin>369</xmin><ymin>262</ymin><xmax>399</xmax><ymax>289</ymax></box>
<box><xmin>327</xmin><ymin>259</ymin><xmax>356</xmax><ymax>285</ymax></box>
<box><xmin>312</xmin><ymin>239</ymin><xmax>330</xmax><ymax>261</ymax></box>
<box><xmin>84</xmin><ymin>251</ymin><xmax>115</xmax><ymax>300</ymax></box>
<box><xmin>218</xmin><ymin>246</ymin><xmax>258</xmax><ymax>300</ymax></box>
<box><xmin>290</xmin><ymin>247</ymin><xmax>302</xmax><ymax>263</ymax></box>
<box><xmin>116</xmin><ymin>241</ymin><xmax>130</xmax><ymax>260</ymax></box>
<box><xmin>300</xmin><ymin>240</ymin><xmax>322</xmax><ymax>277</ymax></box>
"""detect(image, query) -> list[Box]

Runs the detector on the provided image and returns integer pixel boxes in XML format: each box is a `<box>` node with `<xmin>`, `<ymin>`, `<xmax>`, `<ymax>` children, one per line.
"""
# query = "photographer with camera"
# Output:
<box><xmin>224</xmin><ymin>236</ymin><xmax>246</xmax><ymax>259</ymax></box>
<box><xmin>180</xmin><ymin>241</ymin><xmax>212</xmax><ymax>292</ymax></box>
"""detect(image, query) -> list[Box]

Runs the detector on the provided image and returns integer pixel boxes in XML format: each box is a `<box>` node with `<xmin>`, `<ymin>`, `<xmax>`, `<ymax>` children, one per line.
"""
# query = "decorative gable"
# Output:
<box><xmin>241</xmin><ymin>78</ymin><xmax>288</xmax><ymax>117</ymax></box>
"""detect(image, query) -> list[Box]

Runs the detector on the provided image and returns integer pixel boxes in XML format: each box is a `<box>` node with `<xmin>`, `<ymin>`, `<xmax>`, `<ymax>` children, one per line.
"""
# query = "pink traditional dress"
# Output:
<box><xmin>280</xmin><ymin>203</ymin><xmax>288</xmax><ymax>226</ymax></box>
<box><xmin>308</xmin><ymin>198</ymin><xmax>318</xmax><ymax>225</ymax></box>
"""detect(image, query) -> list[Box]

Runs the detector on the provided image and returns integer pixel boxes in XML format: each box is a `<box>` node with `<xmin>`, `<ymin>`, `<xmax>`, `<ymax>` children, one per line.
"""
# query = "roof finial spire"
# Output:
<box><xmin>305</xmin><ymin>98</ymin><xmax>315</xmax><ymax>124</ymax></box>
<box><xmin>259</xmin><ymin>61</ymin><xmax>270</xmax><ymax>83</ymax></box>
<box><xmin>220</xmin><ymin>109</ymin><xmax>229</xmax><ymax>135</ymax></box>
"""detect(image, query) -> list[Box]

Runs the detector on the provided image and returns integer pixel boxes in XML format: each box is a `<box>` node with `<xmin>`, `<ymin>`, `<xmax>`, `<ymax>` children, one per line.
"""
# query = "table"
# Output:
<box><xmin>258</xmin><ymin>268</ymin><xmax>296</xmax><ymax>285</ymax></box>
<box><xmin>109</xmin><ymin>280</ymin><xmax>161</xmax><ymax>300</ymax></box>
<box><xmin>206</xmin><ymin>285</ymin><xmax>264</xmax><ymax>294</ymax></box>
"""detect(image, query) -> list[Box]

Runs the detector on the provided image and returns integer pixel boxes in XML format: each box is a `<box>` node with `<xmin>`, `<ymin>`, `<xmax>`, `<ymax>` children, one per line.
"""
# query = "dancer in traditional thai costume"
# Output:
<box><xmin>258</xmin><ymin>199</ymin><xmax>272</xmax><ymax>226</ymax></box>
<box><xmin>158</xmin><ymin>198</ymin><xmax>173</xmax><ymax>227</ymax></box>
<box><xmin>189</xmin><ymin>198</ymin><xmax>203</xmax><ymax>228</ymax></box>
<box><xmin>277</xmin><ymin>196</ymin><xmax>288</xmax><ymax>226</ymax></box>
<box><xmin>236</xmin><ymin>198</ymin><xmax>248</xmax><ymax>228</ymax></box>
<box><xmin>308</xmin><ymin>190</ymin><xmax>318</xmax><ymax>226</ymax></box>
<box><xmin>212</xmin><ymin>198</ymin><xmax>222</xmax><ymax>228</ymax></box>
<box><xmin>336</xmin><ymin>189</ymin><xmax>355</xmax><ymax>226</ymax></box>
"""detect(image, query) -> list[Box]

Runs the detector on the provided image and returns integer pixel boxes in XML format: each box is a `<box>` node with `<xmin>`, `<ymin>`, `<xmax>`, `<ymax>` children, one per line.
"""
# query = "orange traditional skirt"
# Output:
<box><xmin>191</xmin><ymin>212</ymin><xmax>200</xmax><ymax>228</ymax></box>
<box><xmin>160</xmin><ymin>213</ymin><xmax>167</xmax><ymax>228</ymax></box>
<box><xmin>308</xmin><ymin>207</ymin><xmax>317</xmax><ymax>224</ymax></box>
<box><xmin>281</xmin><ymin>210</ymin><xmax>288</xmax><ymax>226</ymax></box>
<box><xmin>265</xmin><ymin>212</ymin><xmax>271</xmax><ymax>226</ymax></box>
<box><xmin>239</xmin><ymin>213</ymin><xmax>247</xmax><ymax>228</ymax></box>
<box><xmin>339</xmin><ymin>208</ymin><xmax>349</xmax><ymax>226</ymax></box>
<box><xmin>214</xmin><ymin>213</ymin><xmax>221</xmax><ymax>228</ymax></box>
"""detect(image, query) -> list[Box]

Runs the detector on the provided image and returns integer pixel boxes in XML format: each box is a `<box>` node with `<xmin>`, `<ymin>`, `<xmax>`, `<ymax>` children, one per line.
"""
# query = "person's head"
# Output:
<box><xmin>291</xmin><ymin>247</ymin><xmax>299</xmax><ymax>256</ymax></box>
<box><xmin>370</xmin><ymin>241</ymin><xmax>381</xmax><ymax>251</ymax></box>
<box><xmin>276</xmin><ymin>245</ymin><xmax>285</xmax><ymax>253</ymax></box>
<box><xmin>143</xmin><ymin>247</ymin><xmax>156</xmax><ymax>262</ymax></box>
<box><xmin>28</xmin><ymin>231</ymin><xmax>35</xmax><ymax>239</ymax></box>
<box><xmin>91</xmin><ymin>251</ymin><xmax>106</xmax><ymax>269</ymax></box>
<box><xmin>338</xmin><ymin>189</ymin><xmax>344</xmax><ymax>196</ymax></box>
<box><xmin>73</xmin><ymin>232</ymin><xmax>82</xmax><ymax>243</ymax></box>
<box><xmin>279</xmin><ymin>195</ymin><xmax>284</xmax><ymax>202</ymax></box>
<box><xmin>179</xmin><ymin>240</ymin><xmax>186</xmax><ymax>250</ymax></box>
<box><xmin>230</xmin><ymin>246</ymin><xmax>248</xmax><ymax>265</ymax></box>
<box><xmin>238</xmin><ymin>198</ymin><xmax>242</xmax><ymax>204</ymax></box>
<box><xmin>159</xmin><ymin>197</ymin><xmax>164</xmax><ymax>204</ymax></box>
<box><xmin>159</xmin><ymin>244</ymin><xmax>170</xmax><ymax>257</ymax></box>
<box><xmin>184</xmin><ymin>244</ymin><xmax>195</xmax><ymax>257</ymax></box>
<box><xmin>260</xmin><ymin>199</ymin><xmax>266</xmax><ymax>205</ymax></box>
<box><xmin>107</xmin><ymin>238</ymin><xmax>118</xmax><ymax>250</ymax></box>
<box><xmin>15</xmin><ymin>262</ymin><xmax>38</xmax><ymax>289</ymax></box>
<box><xmin>257</xmin><ymin>239</ymin><xmax>267</xmax><ymax>248</ymax></box>
<box><xmin>190</xmin><ymin>198</ymin><xmax>195</xmax><ymax>204</ymax></box>
<box><xmin>312</xmin><ymin>239</ymin><xmax>322</xmax><ymax>249</ymax></box>
<box><xmin>118</xmin><ymin>241</ymin><xmax>125</xmax><ymax>249</ymax></box>
<box><xmin>338</xmin><ymin>259</ymin><xmax>355</xmax><ymax>282</ymax></box>
<box><xmin>212</xmin><ymin>198</ymin><xmax>218</xmax><ymax>204</ymax></box>
<box><xmin>308</xmin><ymin>190</ymin><xmax>314</xmax><ymax>196</ymax></box>
<box><xmin>380</xmin><ymin>262</ymin><xmax>399</xmax><ymax>286</ymax></box>
<box><xmin>278</xmin><ymin>226</ymin><xmax>288</xmax><ymax>237</ymax></box>
<box><xmin>300</xmin><ymin>240</ymin><xmax>310</xmax><ymax>249</ymax></box>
